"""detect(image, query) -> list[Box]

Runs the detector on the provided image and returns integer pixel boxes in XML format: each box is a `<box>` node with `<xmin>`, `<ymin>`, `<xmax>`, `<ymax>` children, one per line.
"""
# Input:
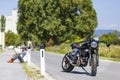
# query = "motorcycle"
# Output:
<box><xmin>62</xmin><ymin>38</ymin><xmax>110</xmax><ymax>76</ymax></box>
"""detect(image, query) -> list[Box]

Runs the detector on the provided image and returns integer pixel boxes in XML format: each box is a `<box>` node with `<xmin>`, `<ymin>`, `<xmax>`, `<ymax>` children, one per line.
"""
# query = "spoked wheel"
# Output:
<box><xmin>91</xmin><ymin>54</ymin><xmax>97</xmax><ymax>76</ymax></box>
<box><xmin>62</xmin><ymin>53</ymin><xmax>74</xmax><ymax>72</ymax></box>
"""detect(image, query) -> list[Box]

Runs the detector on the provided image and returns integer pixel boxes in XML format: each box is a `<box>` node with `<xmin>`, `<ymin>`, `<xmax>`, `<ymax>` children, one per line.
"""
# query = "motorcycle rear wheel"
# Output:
<box><xmin>62</xmin><ymin>53</ymin><xmax>74</xmax><ymax>72</ymax></box>
<box><xmin>91</xmin><ymin>54</ymin><xmax>97</xmax><ymax>76</ymax></box>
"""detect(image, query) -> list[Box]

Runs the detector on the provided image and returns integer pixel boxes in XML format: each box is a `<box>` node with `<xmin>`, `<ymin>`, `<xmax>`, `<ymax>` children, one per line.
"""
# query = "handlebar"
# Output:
<box><xmin>99</xmin><ymin>40</ymin><xmax>110</xmax><ymax>47</ymax></box>
<box><xmin>73</xmin><ymin>38</ymin><xmax>110</xmax><ymax>47</ymax></box>
<box><xmin>79</xmin><ymin>39</ymin><xmax>110</xmax><ymax>47</ymax></box>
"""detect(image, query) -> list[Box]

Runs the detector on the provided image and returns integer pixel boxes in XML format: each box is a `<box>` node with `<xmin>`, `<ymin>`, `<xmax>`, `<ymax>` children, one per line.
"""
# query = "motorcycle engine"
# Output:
<box><xmin>69</xmin><ymin>54</ymin><xmax>78</xmax><ymax>64</ymax></box>
<box><xmin>81</xmin><ymin>49</ymin><xmax>89</xmax><ymax>57</ymax></box>
<box><xmin>69</xmin><ymin>49</ymin><xmax>79</xmax><ymax>64</ymax></box>
<box><xmin>68</xmin><ymin>48</ymin><xmax>89</xmax><ymax>66</ymax></box>
<box><xmin>79</xmin><ymin>49</ymin><xmax>89</xmax><ymax>66</ymax></box>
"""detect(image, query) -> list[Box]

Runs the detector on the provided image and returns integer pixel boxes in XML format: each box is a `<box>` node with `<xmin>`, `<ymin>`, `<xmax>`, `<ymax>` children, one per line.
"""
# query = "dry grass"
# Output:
<box><xmin>0</xmin><ymin>50</ymin><xmax>4</xmax><ymax>53</ymax></box>
<box><xmin>99</xmin><ymin>44</ymin><xmax>120</xmax><ymax>59</ymax></box>
<box><xmin>46</xmin><ymin>43</ymin><xmax>71</xmax><ymax>54</ymax></box>
<box><xmin>21</xmin><ymin>63</ymin><xmax>45</xmax><ymax>80</ymax></box>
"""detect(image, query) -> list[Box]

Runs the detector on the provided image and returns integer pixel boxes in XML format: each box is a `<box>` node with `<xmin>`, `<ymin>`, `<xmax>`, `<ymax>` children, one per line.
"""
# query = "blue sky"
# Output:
<box><xmin>0</xmin><ymin>0</ymin><xmax>18</xmax><ymax>16</ymax></box>
<box><xmin>0</xmin><ymin>0</ymin><xmax>120</xmax><ymax>31</ymax></box>
<box><xmin>92</xmin><ymin>0</ymin><xmax>120</xmax><ymax>31</ymax></box>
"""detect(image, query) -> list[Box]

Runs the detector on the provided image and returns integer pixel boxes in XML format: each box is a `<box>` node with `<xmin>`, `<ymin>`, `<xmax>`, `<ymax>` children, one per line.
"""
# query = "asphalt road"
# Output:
<box><xmin>31</xmin><ymin>51</ymin><xmax>120</xmax><ymax>80</ymax></box>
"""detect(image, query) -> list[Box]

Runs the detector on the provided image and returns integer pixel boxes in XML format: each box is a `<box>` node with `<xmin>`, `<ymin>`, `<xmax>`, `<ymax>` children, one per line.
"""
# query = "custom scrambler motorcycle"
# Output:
<box><xmin>62</xmin><ymin>38</ymin><xmax>110</xmax><ymax>76</ymax></box>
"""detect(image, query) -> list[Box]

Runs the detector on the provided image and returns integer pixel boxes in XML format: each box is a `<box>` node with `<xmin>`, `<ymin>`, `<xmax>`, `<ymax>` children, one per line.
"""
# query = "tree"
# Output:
<box><xmin>5</xmin><ymin>30</ymin><xmax>20</xmax><ymax>46</ymax></box>
<box><xmin>0</xmin><ymin>15</ymin><xmax>6</xmax><ymax>32</ymax></box>
<box><xmin>17</xmin><ymin>0</ymin><xmax>97</xmax><ymax>45</ymax></box>
<box><xmin>99</xmin><ymin>30</ymin><xmax>120</xmax><ymax>45</ymax></box>
<box><xmin>0</xmin><ymin>15</ymin><xmax>6</xmax><ymax>49</ymax></box>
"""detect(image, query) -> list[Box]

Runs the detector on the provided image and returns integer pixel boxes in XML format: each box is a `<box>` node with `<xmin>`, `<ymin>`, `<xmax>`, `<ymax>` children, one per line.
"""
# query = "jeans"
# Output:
<box><xmin>13</xmin><ymin>52</ymin><xmax>26</xmax><ymax>62</ymax></box>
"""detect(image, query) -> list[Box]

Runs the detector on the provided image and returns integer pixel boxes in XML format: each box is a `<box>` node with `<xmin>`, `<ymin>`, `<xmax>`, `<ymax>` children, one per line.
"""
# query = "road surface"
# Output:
<box><xmin>31</xmin><ymin>51</ymin><xmax>120</xmax><ymax>80</ymax></box>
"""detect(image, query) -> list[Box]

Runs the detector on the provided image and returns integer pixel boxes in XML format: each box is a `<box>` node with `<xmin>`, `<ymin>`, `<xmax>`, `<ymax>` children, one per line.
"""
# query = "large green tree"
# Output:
<box><xmin>17</xmin><ymin>0</ymin><xmax>97</xmax><ymax>45</ymax></box>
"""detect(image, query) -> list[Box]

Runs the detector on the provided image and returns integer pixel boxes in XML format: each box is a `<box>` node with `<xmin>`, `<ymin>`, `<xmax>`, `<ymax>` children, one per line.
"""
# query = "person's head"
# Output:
<box><xmin>21</xmin><ymin>47</ymin><xmax>27</xmax><ymax>52</ymax></box>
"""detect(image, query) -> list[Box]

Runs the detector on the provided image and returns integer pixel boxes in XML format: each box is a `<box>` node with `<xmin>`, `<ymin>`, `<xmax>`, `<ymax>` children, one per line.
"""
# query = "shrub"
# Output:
<box><xmin>46</xmin><ymin>43</ymin><xmax>71</xmax><ymax>54</ymax></box>
<box><xmin>99</xmin><ymin>45</ymin><xmax>120</xmax><ymax>58</ymax></box>
<box><xmin>99</xmin><ymin>30</ymin><xmax>120</xmax><ymax>45</ymax></box>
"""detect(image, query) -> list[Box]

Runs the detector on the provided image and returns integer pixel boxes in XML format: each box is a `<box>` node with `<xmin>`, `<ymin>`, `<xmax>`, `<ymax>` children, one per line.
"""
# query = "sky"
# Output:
<box><xmin>0</xmin><ymin>0</ymin><xmax>120</xmax><ymax>31</ymax></box>
<box><xmin>0</xmin><ymin>0</ymin><xmax>18</xmax><ymax>16</ymax></box>
<box><xmin>92</xmin><ymin>0</ymin><xmax>120</xmax><ymax>31</ymax></box>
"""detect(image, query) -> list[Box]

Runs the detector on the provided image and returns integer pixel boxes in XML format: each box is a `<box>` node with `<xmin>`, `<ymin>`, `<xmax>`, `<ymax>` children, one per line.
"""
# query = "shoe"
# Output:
<box><xmin>7</xmin><ymin>58</ymin><xmax>14</xmax><ymax>63</ymax></box>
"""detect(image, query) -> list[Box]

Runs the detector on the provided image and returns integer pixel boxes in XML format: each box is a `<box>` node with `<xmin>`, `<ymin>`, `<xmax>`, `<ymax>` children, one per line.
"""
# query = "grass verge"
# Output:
<box><xmin>100</xmin><ymin>56</ymin><xmax>120</xmax><ymax>62</ymax></box>
<box><xmin>0</xmin><ymin>50</ymin><xmax>4</xmax><ymax>53</ymax></box>
<box><xmin>21</xmin><ymin>63</ymin><xmax>45</xmax><ymax>80</ymax></box>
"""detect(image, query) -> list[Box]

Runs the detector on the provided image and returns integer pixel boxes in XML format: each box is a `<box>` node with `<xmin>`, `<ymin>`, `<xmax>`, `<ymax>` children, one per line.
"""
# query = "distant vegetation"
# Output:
<box><xmin>5</xmin><ymin>30</ymin><xmax>21</xmax><ymax>47</ymax></box>
<box><xmin>99</xmin><ymin>30</ymin><xmax>120</xmax><ymax>45</ymax></box>
<box><xmin>94</xmin><ymin>29</ymin><xmax>115</xmax><ymax>37</ymax></box>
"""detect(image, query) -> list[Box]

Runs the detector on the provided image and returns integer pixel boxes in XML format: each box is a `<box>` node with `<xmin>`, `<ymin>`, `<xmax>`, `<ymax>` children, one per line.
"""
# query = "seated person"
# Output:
<box><xmin>7</xmin><ymin>47</ymin><xmax>27</xmax><ymax>63</ymax></box>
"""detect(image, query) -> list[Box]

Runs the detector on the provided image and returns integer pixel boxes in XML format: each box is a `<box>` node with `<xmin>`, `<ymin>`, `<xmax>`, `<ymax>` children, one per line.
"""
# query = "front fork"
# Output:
<box><xmin>97</xmin><ymin>51</ymin><xmax>99</xmax><ymax>66</ymax></box>
<box><xmin>89</xmin><ymin>49</ymin><xmax>99</xmax><ymax>66</ymax></box>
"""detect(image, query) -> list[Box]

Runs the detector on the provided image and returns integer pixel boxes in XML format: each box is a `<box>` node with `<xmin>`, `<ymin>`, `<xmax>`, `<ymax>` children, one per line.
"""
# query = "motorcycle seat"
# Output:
<box><xmin>71</xmin><ymin>43</ymin><xmax>80</xmax><ymax>49</ymax></box>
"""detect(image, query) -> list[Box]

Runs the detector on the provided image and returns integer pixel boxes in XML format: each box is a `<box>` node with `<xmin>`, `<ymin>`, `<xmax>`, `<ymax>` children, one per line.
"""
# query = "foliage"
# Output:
<box><xmin>46</xmin><ymin>43</ymin><xmax>71</xmax><ymax>54</ymax></box>
<box><xmin>5</xmin><ymin>30</ymin><xmax>20</xmax><ymax>46</ymax></box>
<box><xmin>99</xmin><ymin>30</ymin><xmax>120</xmax><ymax>45</ymax></box>
<box><xmin>99</xmin><ymin>44</ymin><xmax>120</xmax><ymax>59</ymax></box>
<box><xmin>17</xmin><ymin>0</ymin><xmax>97</xmax><ymax>46</ymax></box>
<box><xmin>0</xmin><ymin>15</ymin><xmax>6</xmax><ymax>32</ymax></box>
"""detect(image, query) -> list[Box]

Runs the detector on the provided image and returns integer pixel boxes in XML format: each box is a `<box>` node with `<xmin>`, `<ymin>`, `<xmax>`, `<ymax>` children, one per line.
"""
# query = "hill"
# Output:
<box><xmin>94</xmin><ymin>29</ymin><xmax>114</xmax><ymax>37</ymax></box>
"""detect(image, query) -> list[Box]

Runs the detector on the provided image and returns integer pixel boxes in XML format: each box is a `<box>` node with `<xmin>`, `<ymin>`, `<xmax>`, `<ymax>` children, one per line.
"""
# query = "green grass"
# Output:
<box><xmin>21</xmin><ymin>63</ymin><xmax>44</xmax><ymax>80</ymax></box>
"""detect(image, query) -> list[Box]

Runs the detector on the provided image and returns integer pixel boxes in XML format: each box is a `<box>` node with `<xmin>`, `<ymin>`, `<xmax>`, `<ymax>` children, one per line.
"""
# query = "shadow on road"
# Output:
<box><xmin>70</xmin><ymin>71</ymin><xmax>91</xmax><ymax>76</ymax></box>
<box><xmin>61</xmin><ymin>70</ymin><xmax>92</xmax><ymax>76</ymax></box>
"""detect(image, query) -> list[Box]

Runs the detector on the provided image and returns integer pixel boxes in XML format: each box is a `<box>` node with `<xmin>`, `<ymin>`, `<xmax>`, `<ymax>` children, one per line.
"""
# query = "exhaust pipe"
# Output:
<box><xmin>66</xmin><ymin>56</ymin><xmax>80</xmax><ymax>67</ymax></box>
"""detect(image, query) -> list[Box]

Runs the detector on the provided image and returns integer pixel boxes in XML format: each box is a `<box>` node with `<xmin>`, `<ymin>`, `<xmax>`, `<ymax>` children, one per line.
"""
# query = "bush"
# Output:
<box><xmin>46</xmin><ymin>43</ymin><xmax>71</xmax><ymax>54</ymax></box>
<box><xmin>99</xmin><ymin>44</ymin><xmax>120</xmax><ymax>58</ymax></box>
<box><xmin>5</xmin><ymin>30</ymin><xmax>20</xmax><ymax>46</ymax></box>
<box><xmin>99</xmin><ymin>30</ymin><xmax>120</xmax><ymax>45</ymax></box>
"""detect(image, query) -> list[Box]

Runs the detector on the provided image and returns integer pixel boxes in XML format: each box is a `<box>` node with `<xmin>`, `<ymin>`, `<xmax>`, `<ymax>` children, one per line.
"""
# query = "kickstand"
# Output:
<box><xmin>82</xmin><ymin>67</ymin><xmax>88</xmax><ymax>73</ymax></box>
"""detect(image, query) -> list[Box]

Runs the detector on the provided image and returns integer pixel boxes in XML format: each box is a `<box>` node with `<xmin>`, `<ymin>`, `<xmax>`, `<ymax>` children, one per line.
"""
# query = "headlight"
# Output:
<box><xmin>91</xmin><ymin>41</ymin><xmax>98</xmax><ymax>48</ymax></box>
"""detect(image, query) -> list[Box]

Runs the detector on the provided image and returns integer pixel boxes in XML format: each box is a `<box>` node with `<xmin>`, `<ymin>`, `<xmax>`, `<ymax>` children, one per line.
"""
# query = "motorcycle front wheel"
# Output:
<box><xmin>91</xmin><ymin>54</ymin><xmax>97</xmax><ymax>76</ymax></box>
<box><xmin>62</xmin><ymin>53</ymin><xmax>74</xmax><ymax>72</ymax></box>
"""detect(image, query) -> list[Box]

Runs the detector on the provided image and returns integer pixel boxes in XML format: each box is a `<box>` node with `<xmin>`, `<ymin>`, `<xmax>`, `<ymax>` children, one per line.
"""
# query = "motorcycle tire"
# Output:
<box><xmin>91</xmin><ymin>54</ymin><xmax>97</xmax><ymax>76</ymax></box>
<box><xmin>62</xmin><ymin>53</ymin><xmax>74</xmax><ymax>72</ymax></box>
